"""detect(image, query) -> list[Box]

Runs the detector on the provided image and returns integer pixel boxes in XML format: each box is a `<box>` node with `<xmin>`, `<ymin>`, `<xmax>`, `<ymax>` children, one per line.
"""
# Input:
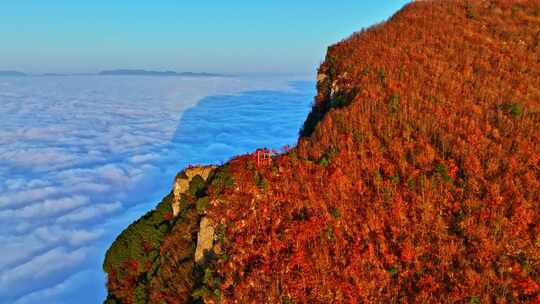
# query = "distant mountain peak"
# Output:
<box><xmin>98</xmin><ymin>69</ymin><xmax>224</xmax><ymax>77</ymax></box>
<box><xmin>0</xmin><ymin>70</ymin><xmax>27</xmax><ymax>77</ymax></box>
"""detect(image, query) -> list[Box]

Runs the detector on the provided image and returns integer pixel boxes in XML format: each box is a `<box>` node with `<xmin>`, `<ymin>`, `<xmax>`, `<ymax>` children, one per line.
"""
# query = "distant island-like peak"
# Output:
<box><xmin>0</xmin><ymin>70</ymin><xmax>27</xmax><ymax>77</ymax></box>
<box><xmin>98</xmin><ymin>69</ymin><xmax>225</xmax><ymax>77</ymax></box>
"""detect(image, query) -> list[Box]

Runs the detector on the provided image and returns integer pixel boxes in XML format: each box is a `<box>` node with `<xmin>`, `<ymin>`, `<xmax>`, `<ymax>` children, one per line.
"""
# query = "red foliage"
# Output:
<box><xmin>163</xmin><ymin>211</ymin><xmax>174</xmax><ymax>221</ymax></box>
<box><xmin>105</xmin><ymin>1</ymin><xmax>540</xmax><ymax>302</ymax></box>
<box><xmin>200</xmin><ymin>1</ymin><xmax>540</xmax><ymax>303</ymax></box>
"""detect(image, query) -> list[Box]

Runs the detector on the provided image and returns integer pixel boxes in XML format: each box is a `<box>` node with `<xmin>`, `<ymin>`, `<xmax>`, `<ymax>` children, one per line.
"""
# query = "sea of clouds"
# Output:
<box><xmin>0</xmin><ymin>75</ymin><xmax>314</xmax><ymax>304</ymax></box>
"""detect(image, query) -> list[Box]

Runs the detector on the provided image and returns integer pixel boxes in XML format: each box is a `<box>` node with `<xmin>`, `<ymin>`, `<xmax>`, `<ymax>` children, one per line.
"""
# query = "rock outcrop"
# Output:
<box><xmin>103</xmin><ymin>165</ymin><xmax>218</xmax><ymax>304</ymax></box>
<box><xmin>172</xmin><ymin>166</ymin><xmax>216</xmax><ymax>216</ymax></box>
<box><xmin>194</xmin><ymin>217</ymin><xmax>215</xmax><ymax>264</ymax></box>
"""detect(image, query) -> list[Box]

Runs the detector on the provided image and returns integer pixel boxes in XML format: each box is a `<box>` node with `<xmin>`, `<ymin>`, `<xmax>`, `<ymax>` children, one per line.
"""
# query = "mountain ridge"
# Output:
<box><xmin>98</xmin><ymin>69</ymin><xmax>226</xmax><ymax>77</ymax></box>
<box><xmin>0</xmin><ymin>70</ymin><xmax>226</xmax><ymax>77</ymax></box>
<box><xmin>103</xmin><ymin>1</ymin><xmax>540</xmax><ymax>303</ymax></box>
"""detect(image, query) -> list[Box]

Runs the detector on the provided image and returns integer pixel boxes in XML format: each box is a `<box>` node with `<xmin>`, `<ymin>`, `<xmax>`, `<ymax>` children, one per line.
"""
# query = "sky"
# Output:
<box><xmin>0</xmin><ymin>0</ymin><xmax>410</xmax><ymax>75</ymax></box>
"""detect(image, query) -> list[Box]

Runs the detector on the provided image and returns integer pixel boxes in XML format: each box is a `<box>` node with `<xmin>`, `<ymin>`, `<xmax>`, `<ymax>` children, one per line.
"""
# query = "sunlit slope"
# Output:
<box><xmin>104</xmin><ymin>1</ymin><xmax>540</xmax><ymax>303</ymax></box>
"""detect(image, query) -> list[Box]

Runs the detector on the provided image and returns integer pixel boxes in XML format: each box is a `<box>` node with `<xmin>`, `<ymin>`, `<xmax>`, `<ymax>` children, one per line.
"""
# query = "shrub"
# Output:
<box><xmin>189</xmin><ymin>175</ymin><xmax>206</xmax><ymax>197</ymax></box>
<box><xmin>210</xmin><ymin>167</ymin><xmax>234</xmax><ymax>194</ymax></box>
<box><xmin>327</xmin><ymin>55</ymin><xmax>338</xmax><ymax>78</ymax></box>
<box><xmin>499</xmin><ymin>102</ymin><xmax>523</xmax><ymax>118</ymax></box>
<box><xmin>434</xmin><ymin>164</ymin><xmax>452</xmax><ymax>183</ymax></box>
<box><xmin>318</xmin><ymin>146</ymin><xmax>338</xmax><ymax>166</ymax></box>
<box><xmin>196</xmin><ymin>196</ymin><xmax>210</xmax><ymax>214</ymax></box>
<box><xmin>330</xmin><ymin>96</ymin><xmax>347</xmax><ymax>108</ymax></box>
<box><xmin>388</xmin><ymin>94</ymin><xmax>400</xmax><ymax>113</ymax></box>
<box><xmin>329</xmin><ymin>207</ymin><xmax>341</xmax><ymax>219</ymax></box>
<box><xmin>254</xmin><ymin>171</ymin><xmax>268</xmax><ymax>191</ymax></box>
<box><xmin>378</xmin><ymin>68</ymin><xmax>386</xmax><ymax>83</ymax></box>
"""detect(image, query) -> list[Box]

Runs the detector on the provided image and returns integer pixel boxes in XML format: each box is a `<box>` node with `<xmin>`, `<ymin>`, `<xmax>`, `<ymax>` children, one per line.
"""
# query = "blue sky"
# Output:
<box><xmin>1</xmin><ymin>1</ymin><xmax>409</xmax><ymax>74</ymax></box>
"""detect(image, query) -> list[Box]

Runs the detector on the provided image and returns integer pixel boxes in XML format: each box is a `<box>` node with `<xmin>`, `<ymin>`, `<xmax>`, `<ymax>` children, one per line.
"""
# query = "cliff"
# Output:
<box><xmin>103</xmin><ymin>1</ymin><xmax>540</xmax><ymax>303</ymax></box>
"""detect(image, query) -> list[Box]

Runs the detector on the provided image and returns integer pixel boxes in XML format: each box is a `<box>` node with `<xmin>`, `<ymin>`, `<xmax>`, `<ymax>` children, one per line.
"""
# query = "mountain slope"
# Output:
<box><xmin>104</xmin><ymin>1</ymin><xmax>540</xmax><ymax>303</ymax></box>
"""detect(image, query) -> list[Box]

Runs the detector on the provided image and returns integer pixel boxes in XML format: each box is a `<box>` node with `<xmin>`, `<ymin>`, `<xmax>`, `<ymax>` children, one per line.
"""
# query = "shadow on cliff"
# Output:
<box><xmin>167</xmin><ymin>81</ymin><xmax>315</xmax><ymax>167</ymax></box>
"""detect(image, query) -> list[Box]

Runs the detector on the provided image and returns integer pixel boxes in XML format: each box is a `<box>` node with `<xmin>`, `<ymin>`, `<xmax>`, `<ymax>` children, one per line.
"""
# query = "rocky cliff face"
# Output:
<box><xmin>104</xmin><ymin>1</ymin><xmax>540</xmax><ymax>303</ymax></box>
<box><xmin>103</xmin><ymin>165</ymin><xmax>220</xmax><ymax>303</ymax></box>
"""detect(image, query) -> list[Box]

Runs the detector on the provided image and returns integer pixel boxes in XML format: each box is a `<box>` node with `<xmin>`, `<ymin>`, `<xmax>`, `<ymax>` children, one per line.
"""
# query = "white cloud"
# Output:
<box><xmin>56</xmin><ymin>202</ymin><xmax>122</xmax><ymax>224</ymax></box>
<box><xmin>0</xmin><ymin>236</ymin><xmax>47</xmax><ymax>271</ymax></box>
<box><xmin>13</xmin><ymin>269</ymin><xmax>106</xmax><ymax>304</ymax></box>
<box><xmin>13</xmin><ymin>275</ymin><xmax>71</xmax><ymax>304</ymax></box>
<box><xmin>0</xmin><ymin>148</ymin><xmax>77</xmax><ymax>168</ymax></box>
<box><xmin>33</xmin><ymin>226</ymin><xmax>104</xmax><ymax>247</ymax></box>
<box><xmin>0</xmin><ymin>186</ymin><xmax>61</xmax><ymax>208</ymax></box>
<box><xmin>0</xmin><ymin>75</ymin><xmax>312</xmax><ymax>303</ymax></box>
<box><xmin>129</xmin><ymin>153</ymin><xmax>160</xmax><ymax>163</ymax></box>
<box><xmin>95</xmin><ymin>164</ymin><xmax>129</xmax><ymax>184</ymax></box>
<box><xmin>0</xmin><ymin>196</ymin><xmax>89</xmax><ymax>220</ymax></box>
<box><xmin>0</xmin><ymin>247</ymin><xmax>88</xmax><ymax>298</ymax></box>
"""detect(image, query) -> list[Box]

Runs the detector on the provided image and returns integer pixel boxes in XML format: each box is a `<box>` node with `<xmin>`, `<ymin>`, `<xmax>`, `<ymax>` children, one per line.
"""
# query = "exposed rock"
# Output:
<box><xmin>194</xmin><ymin>216</ymin><xmax>215</xmax><ymax>264</ymax></box>
<box><xmin>316</xmin><ymin>72</ymin><xmax>327</xmax><ymax>83</ymax></box>
<box><xmin>172</xmin><ymin>179</ymin><xmax>189</xmax><ymax>216</ymax></box>
<box><xmin>172</xmin><ymin>165</ymin><xmax>216</xmax><ymax>216</ymax></box>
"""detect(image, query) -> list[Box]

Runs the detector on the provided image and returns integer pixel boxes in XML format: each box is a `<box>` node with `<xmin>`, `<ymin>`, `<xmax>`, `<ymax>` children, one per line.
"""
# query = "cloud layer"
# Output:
<box><xmin>0</xmin><ymin>75</ymin><xmax>313</xmax><ymax>303</ymax></box>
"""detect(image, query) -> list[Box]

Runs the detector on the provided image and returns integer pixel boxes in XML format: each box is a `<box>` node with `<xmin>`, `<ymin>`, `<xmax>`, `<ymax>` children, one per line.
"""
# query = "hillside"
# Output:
<box><xmin>103</xmin><ymin>1</ymin><xmax>540</xmax><ymax>303</ymax></box>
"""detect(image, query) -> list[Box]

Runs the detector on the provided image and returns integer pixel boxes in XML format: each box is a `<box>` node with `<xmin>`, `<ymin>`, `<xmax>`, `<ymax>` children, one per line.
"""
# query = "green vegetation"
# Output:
<box><xmin>300</xmin><ymin>107</ymin><xmax>324</xmax><ymax>137</ymax></box>
<box><xmin>434</xmin><ymin>164</ymin><xmax>452</xmax><ymax>184</ymax></box>
<box><xmin>189</xmin><ymin>175</ymin><xmax>206</xmax><ymax>197</ymax></box>
<box><xmin>215</xmin><ymin>223</ymin><xmax>228</xmax><ymax>243</ymax></box>
<box><xmin>330</xmin><ymin>96</ymin><xmax>347</xmax><ymax>108</ymax></box>
<box><xmin>282</xmin><ymin>296</ymin><xmax>294</xmax><ymax>304</ymax></box>
<box><xmin>388</xmin><ymin>94</ymin><xmax>400</xmax><ymax>113</ymax></box>
<box><xmin>293</xmin><ymin>207</ymin><xmax>310</xmax><ymax>221</ymax></box>
<box><xmin>465</xmin><ymin>2</ymin><xmax>476</xmax><ymax>19</ymax></box>
<box><xmin>104</xmin><ymin>168</ymin><xmax>215</xmax><ymax>303</ymax></box>
<box><xmin>329</xmin><ymin>207</ymin><xmax>341</xmax><ymax>219</ymax></box>
<box><xmin>103</xmin><ymin>195</ymin><xmax>174</xmax><ymax>275</ymax></box>
<box><xmin>499</xmin><ymin>102</ymin><xmax>523</xmax><ymax>118</ymax></box>
<box><xmin>407</xmin><ymin>177</ymin><xmax>416</xmax><ymax>191</ymax></box>
<box><xmin>196</xmin><ymin>196</ymin><xmax>210</xmax><ymax>214</ymax></box>
<box><xmin>318</xmin><ymin>146</ymin><xmax>338</xmax><ymax>166</ymax></box>
<box><xmin>103</xmin><ymin>194</ymin><xmax>176</xmax><ymax>303</ymax></box>
<box><xmin>389</xmin><ymin>174</ymin><xmax>400</xmax><ymax>185</ymax></box>
<box><xmin>326</xmin><ymin>55</ymin><xmax>337</xmax><ymax>78</ymax></box>
<box><xmin>210</xmin><ymin>166</ymin><xmax>234</xmax><ymax>194</ymax></box>
<box><xmin>254</xmin><ymin>171</ymin><xmax>268</xmax><ymax>191</ymax></box>
<box><xmin>352</xmin><ymin>129</ymin><xmax>363</xmax><ymax>145</ymax></box>
<box><xmin>192</xmin><ymin>260</ymin><xmax>223</xmax><ymax>302</ymax></box>
<box><xmin>378</xmin><ymin>68</ymin><xmax>386</xmax><ymax>83</ymax></box>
